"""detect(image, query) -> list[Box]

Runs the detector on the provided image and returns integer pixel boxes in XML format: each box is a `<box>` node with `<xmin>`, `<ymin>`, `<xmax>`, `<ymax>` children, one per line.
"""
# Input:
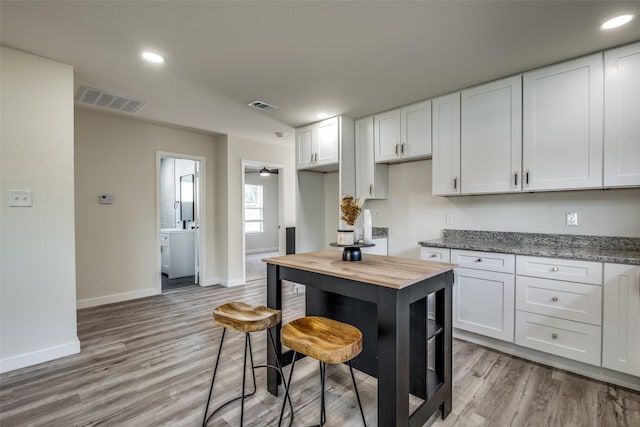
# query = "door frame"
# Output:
<box><xmin>241</xmin><ymin>159</ymin><xmax>285</xmax><ymax>283</ymax></box>
<box><xmin>156</xmin><ymin>151</ymin><xmax>206</xmax><ymax>291</ymax></box>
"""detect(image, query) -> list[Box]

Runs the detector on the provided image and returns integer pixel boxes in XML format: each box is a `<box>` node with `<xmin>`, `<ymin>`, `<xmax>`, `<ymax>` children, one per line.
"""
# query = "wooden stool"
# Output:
<box><xmin>277</xmin><ymin>316</ymin><xmax>367</xmax><ymax>426</ymax></box>
<box><xmin>202</xmin><ymin>301</ymin><xmax>292</xmax><ymax>426</ymax></box>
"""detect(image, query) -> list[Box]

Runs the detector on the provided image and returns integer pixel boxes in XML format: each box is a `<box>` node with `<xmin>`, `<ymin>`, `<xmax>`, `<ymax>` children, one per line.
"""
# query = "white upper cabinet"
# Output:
<box><xmin>604</xmin><ymin>42</ymin><xmax>640</xmax><ymax>188</ymax></box>
<box><xmin>296</xmin><ymin>127</ymin><xmax>314</xmax><ymax>169</ymax></box>
<box><xmin>374</xmin><ymin>100</ymin><xmax>431</xmax><ymax>163</ymax></box>
<box><xmin>523</xmin><ymin>53</ymin><xmax>604</xmax><ymax>191</ymax></box>
<box><xmin>461</xmin><ymin>76</ymin><xmax>522</xmax><ymax>194</ymax></box>
<box><xmin>355</xmin><ymin>116</ymin><xmax>388</xmax><ymax>200</ymax></box>
<box><xmin>602</xmin><ymin>263</ymin><xmax>640</xmax><ymax>377</ymax></box>
<box><xmin>432</xmin><ymin>92</ymin><xmax>461</xmax><ymax>195</ymax></box>
<box><xmin>296</xmin><ymin>117</ymin><xmax>340</xmax><ymax>171</ymax></box>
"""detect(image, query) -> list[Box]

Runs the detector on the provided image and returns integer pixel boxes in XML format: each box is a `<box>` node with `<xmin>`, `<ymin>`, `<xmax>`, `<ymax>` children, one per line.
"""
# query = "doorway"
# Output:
<box><xmin>156</xmin><ymin>152</ymin><xmax>206</xmax><ymax>292</ymax></box>
<box><xmin>242</xmin><ymin>161</ymin><xmax>284</xmax><ymax>283</ymax></box>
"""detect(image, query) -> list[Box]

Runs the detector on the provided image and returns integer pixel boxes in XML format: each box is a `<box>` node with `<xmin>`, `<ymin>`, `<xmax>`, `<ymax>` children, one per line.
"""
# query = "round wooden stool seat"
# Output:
<box><xmin>281</xmin><ymin>316</ymin><xmax>363</xmax><ymax>364</ymax></box>
<box><xmin>213</xmin><ymin>301</ymin><xmax>281</xmax><ymax>333</ymax></box>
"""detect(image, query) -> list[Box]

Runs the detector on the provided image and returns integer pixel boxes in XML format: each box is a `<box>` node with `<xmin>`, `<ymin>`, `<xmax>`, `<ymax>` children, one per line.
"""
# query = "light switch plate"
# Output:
<box><xmin>9</xmin><ymin>190</ymin><xmax>32</xmax><ymax>207</ymax></box>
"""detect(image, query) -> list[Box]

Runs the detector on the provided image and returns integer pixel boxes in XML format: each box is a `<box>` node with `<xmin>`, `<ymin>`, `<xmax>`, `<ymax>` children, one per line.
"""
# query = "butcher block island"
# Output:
<box><xmin>263</xmin><ymin>250</ymin><xmax>456</xmax><ymax>426</ymax></box>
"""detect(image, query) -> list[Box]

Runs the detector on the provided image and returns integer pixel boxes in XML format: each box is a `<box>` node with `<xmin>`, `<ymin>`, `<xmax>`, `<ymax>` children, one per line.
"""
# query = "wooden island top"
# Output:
<box><xmin>263</xmin><ymin>250</ymin><xmax>456</xmax><ymax>289</ymax></box>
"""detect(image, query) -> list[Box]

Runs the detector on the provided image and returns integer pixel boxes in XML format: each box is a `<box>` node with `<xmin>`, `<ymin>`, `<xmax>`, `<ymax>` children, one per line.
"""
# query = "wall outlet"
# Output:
<box><xmin>566</xmin><ymin>211</ymin><xmax>578</xmax><ymax>227</ymax></box>
<box><xmin>445</xmin><ymin>213</ymin><xmax>454</xmax><ymax>225</ymax></box>
<box><xmin>294</xmin><ymin>284</ymin><xmax>306</xmax><ymax>294</ymax></box>
<box><xmin>9</xmin><ymin>190</ymin><xmax>32</xmax><ymax>207</ymax></box>
<box><xmin>374</xmin><ymin>212</ymin><xmax>382</xmax><ymax>223</ymax></box>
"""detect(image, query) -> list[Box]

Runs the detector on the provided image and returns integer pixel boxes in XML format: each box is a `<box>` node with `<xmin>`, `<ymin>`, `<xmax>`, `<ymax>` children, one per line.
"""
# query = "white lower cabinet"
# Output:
<box><xmin>515</xmin><ymin>255</ymin><xmax>603</xmax><ymax>367</ymax></box>
<box><xmin>453</xmin><ymin>267</ymin><xmax>515</xmax><ymax>342</ymax></box>
<box><xmin>603</xmin><ymin>263</ymin><xmax>640</xmax><ymax>376</ymax></box>
<box><xmin>515</xmin><ymin>311</ymin><xmax>601</xmax><ymax>366</ymax></box>
<box><xmin>450</xmin><ymin>250</ymin><xmax>516</xmax><ymax>342</ymax></box>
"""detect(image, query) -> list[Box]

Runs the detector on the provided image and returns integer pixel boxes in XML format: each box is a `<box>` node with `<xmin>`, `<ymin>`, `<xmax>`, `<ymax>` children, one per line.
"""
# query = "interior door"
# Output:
<box><xmin>193</xmin><ymin>160</ymin><xmax>201</xmax><ymax>284</ymax></box>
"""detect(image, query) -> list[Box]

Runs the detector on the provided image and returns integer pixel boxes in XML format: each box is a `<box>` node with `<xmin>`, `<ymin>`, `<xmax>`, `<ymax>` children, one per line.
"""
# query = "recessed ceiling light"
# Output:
<box><xmin>316</xmin><ymin>113</ymin><xmax>329</xmax><ymax>119</ymax></box>
<box><xmin>601</xmin><ymin>14</ymin><xmax>634</xmax><ymax>30</ymax></box>
<box><xmin>142</xmin><ymin>51</ymin><xmax>165</xmax><ymax>63</ymax></box>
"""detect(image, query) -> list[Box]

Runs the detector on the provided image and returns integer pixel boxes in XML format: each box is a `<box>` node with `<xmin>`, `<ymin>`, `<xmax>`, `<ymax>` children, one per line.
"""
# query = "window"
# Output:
<box><xmin>244</xmin><ymin>184</ymin><xmax>263</xmax><ymax>233</ymax></box>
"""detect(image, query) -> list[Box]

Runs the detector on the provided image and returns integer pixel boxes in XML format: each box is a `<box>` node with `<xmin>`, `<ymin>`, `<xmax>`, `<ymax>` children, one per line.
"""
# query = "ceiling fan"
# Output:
<box><xmin>246</xmin><ymin>166</ymin><xmax>279</xmax><ymax>176</ymax></box>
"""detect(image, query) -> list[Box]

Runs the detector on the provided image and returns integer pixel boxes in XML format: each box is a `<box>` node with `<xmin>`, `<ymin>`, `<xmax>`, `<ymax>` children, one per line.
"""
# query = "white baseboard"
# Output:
<box><xmin>245</xmin><ymin>246</ymin><xmax>278</xmax><ymax>255</ymax></box>
<box><xmin>0</xmin><ymin>338</ymin><xmax>80</xmax><ymax>374</ymax></box>
<box><xmin>76</xmin><ymin>288</ymin><xmax>159</xmax><ymax>309</ymax></box>
<box><xmin>220</xmin><ymin>278</ymin><xmax>245</xmax><ymax>287</ymax></box>
<box><xmin>454</xmin><ymin>329</ymin><xmax>640</xmax><ymax>391</ymax></box>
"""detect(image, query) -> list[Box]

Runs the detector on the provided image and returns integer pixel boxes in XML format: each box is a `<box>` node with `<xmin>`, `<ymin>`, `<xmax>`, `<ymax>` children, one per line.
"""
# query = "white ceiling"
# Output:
<box><xmin>1</xmin><ymin>1</ymin><xmax>639</xmax><ymax>146</ymax></box>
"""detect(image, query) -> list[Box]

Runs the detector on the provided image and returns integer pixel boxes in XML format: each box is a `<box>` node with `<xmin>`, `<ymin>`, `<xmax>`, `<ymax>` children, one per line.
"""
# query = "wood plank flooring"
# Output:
<box><xmin>1</xmin><ymin>281</ymin><xmax>638</xmax><ymax>426</ymax></box>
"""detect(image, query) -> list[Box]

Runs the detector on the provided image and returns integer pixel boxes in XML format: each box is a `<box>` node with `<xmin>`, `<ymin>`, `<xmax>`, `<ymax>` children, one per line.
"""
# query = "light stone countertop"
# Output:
<box><xmin>419</xmin><ymin>230</ymin><xmax>640</xmax><ymax>266</ymax></box>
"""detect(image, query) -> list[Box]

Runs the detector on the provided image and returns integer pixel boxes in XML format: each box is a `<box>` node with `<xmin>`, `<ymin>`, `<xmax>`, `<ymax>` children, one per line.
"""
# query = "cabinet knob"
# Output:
<box><xmin>400</xmin><ymin>142</ymin><xmax>406</xmax><ymax>155</ymax></box>
<box><xmin>552</xmin><ymin>267</ymin><xmax>559</xmax><ymax>272</ymax></box>
<box><xmin>395</xmin><ymin>144</ymin><xmax>399</xmax><ymax>155</ymax></box>
<box><xmin>552</xmin><ymin>296</ymin><xmax>559</xmax><ymax>302</ymax></box>
<box><xmin>475</xmin><ymin>258</ymin><xmax>482</xmax><ymax>263</ymax></box>
<box><xmin>552</xmin><ymin>333</ymin><xmax>558</xmax><ymax>339</ymax></box>
<box><xmin>453</xmin><ymin>177</ymin><xmax>458</xmax><ymax>190</ymax></box>
<box><xmin>369</xmin><ymin>184</ymin><xmax>373</xmax><ymax>196</ymax></box>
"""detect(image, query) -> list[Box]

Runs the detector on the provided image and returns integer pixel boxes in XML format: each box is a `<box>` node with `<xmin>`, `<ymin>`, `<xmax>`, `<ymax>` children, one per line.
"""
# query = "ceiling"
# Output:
<box><xmin>1</xmin><ymin>1</ymin><xmax>639</xmax><ymax>146</ymax></box>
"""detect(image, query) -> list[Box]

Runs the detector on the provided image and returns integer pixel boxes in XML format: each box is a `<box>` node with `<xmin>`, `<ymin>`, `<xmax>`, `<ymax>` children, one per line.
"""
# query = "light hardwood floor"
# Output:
<box><xmin>1</xmin><ymin>281</ymin><xmax>638</xmax><ymax>426</ymax></box>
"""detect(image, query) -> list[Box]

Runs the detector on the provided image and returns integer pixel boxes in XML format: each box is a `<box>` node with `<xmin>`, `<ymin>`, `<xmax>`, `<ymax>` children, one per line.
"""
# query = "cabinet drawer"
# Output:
<box><xmin>515</xmin><ymin>311</ymin><xmax>601</xmax><ymax>366</ymax></box>
<box><xmin>451</xmin><ymin>250</ymin><xmax>514</xmax><ymax>273</ymax></box>
<box><xmin>420</xmin><ymin>247</ymin><xmax>451</xmax><ymax>263</ymax></box>
<box><xmin>516</xmin><ymin>276</ymin><xmax>601</xmax><ymax>325</ymax></box>
<box><xmin>516</xmin><ymin>256</ymin><xmax>602</xmax><ymax>285</ymax></box>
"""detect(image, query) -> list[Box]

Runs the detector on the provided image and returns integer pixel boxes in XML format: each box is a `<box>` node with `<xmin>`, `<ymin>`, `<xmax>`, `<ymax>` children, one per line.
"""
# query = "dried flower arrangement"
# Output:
<box><xmin>340</xmin><ymin>195</ymin><xmax>364</xmax><ymax>226</ymax></box>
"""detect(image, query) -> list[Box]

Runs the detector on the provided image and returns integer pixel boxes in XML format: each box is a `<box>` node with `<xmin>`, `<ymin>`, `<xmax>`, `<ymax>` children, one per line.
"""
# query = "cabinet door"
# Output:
<box><xmin>432</xmin><ymin>93</ymin><xmax>461</xmax><ymax>195</ymax></box>
<box><xmin>523</xmin><ymin>53</ymin><xmax>603</xmax><ymax>191</ymax></box>
<box><xmin>453</xmin><ymin>267</ymin><xmax>515</xmax><ymax>342</ymax></box>
<box><xmin>461</xmin><ymin>76</ymin><xmax>522</xmax><ymax>194</ymax></box>
<box><xmin>401</xmin><ymin>100</ymin><xmax>432</xmax><ymax>159</ymax></box>
<box><xmin>296</xmin><ymin>126</ymin><xmax>314</xmax><ymax>169</ymax></box>
<box><xmin>604</xmin><ymin>42</ymin><xmax>640</xmax><ymax>187</ymax></box>
<box><xmin>355</xmin><ymin>117</ymin><xmax>388</xmax><ymax>200</ymax></box>
<box><xmin>316</xmin><ymin>117</ymin><xmax>339</xmax><ymax>166</ymax></box>
<box><xmin>374</xmin><ymin>108</ymin><xmax>401</xmax><ymax>162</ymax></box>
<box><xmin>603</xmin><ymin>264</ymin><xmax>640</xmax><ymax>376</ymax></box>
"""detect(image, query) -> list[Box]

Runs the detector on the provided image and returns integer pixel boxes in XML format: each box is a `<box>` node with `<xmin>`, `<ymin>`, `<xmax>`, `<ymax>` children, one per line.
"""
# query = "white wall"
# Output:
<box><xmin>244</xmin><ymin>172</ymin><xmax>279</xmax><ymax>253</ymax></box>
<box><xmin>0</xmin><ymin>47</ymin><xmax>79</xmax><ymax>372</ymax></box>
<box><xmin>367</xmin><ymin>160</ymin><xmax>640</xmax><ymax>258</ymax></box>
<box><xmin>222</xmin><ymin>135</ymin><xmax>296</xmax><ymax>285</ymax></box>
<box><xmin>74</xmin><ymin>109</ymin><xmax>219</xmax><ymax>305</ymax></box>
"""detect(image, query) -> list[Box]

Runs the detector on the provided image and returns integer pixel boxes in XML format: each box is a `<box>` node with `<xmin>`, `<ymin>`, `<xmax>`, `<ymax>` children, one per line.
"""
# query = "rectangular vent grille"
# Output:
<box><xmin>248</xmin><ymin>100</ymin><xmax>278</xmax><ymax>111</ymax></box>
<box><xmin>75</xmin><ymin>86</ymin><xmax>148</xmax><ymax>114</ymax></box>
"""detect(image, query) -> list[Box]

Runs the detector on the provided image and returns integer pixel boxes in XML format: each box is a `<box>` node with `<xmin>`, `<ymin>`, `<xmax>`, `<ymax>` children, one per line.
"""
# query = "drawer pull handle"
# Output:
<box><xmin>552</xmin><ymin>333</ymin><xmax>558</xmax><ymax>339</ymax></box>
<box><xmin>430</xmin><ymin>254</ymin><xmax>437</xmax><ymax>258</ymax></box>
<box><xmin>552</xmin><ymin>296</ymin><xmax>559</xmax><ymax>302</ymax></box>
<box><xmin>551</xmin><ymin>267</ymin><xmax>559</xmax><ymax>272</ymax></box>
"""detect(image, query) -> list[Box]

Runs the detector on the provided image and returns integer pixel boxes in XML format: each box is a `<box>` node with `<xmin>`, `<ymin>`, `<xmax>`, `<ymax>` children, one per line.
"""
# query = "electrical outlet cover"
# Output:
<box><xmin>566</xmin><ymin>211</ymin><xmax>578</xmax><ymax>227</ymax></box>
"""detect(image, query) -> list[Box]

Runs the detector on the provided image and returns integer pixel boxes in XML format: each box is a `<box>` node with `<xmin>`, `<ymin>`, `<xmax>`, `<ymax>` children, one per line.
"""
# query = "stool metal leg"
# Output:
<box><xmin>240</xmin><ymin>333</ymin><xmax>250</xmax><ymax>426</ymax></box>
<box><xmin>348</xmin><ymin>361</ymin><xmax>367</xmax><ymax>426</ymax></box>
<box><xmin>267</xmin><ymin>329</ymin><xmax>294</xmax><ymax>425</ymax></box>
<box><xmin>278</xmin><ymin>352</ymin><xmax>298</xmax><ymax>427</ymax></box>
<box><xmin>319</xmin><ymin>361</ymin><xmax>326</xmax><ymax>426</ymax></box>
<box><xmin>203</xmin><ymin>328</ymin><xmax>226</xmax><ymax>426</ymax></box>
<box><xmin>203</xmin><ymin>331</ymin><xmax>259</xmax><ymax>426</ymax></box>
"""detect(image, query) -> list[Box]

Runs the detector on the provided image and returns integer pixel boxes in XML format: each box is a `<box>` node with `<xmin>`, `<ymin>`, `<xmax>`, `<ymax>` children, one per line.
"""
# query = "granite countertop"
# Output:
<box><xmin>419</xmin><ymin>230</ymin><xmax>640</xmax><ymax>266</ymax></box>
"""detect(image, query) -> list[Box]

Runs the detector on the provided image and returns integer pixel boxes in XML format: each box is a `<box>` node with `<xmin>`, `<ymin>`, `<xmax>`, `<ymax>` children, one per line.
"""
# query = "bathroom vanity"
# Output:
<box><xmin>160</xmin><ymin>229</ymin><xmax>195</xmax><ymax>279</ymax></box>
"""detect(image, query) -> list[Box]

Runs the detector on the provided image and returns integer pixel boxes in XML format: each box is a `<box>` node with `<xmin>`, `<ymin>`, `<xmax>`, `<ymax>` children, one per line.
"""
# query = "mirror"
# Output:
<box><xmin>180</xmin><ymin>174</ymin><xmax>194</xmax><ymax>222</ymax></box>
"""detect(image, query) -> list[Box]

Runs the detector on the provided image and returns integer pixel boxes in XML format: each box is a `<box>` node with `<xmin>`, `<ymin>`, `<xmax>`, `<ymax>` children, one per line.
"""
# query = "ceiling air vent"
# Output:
<box><xmin>248</xmin><ymin>100</ymin><xmax>278</xmax><ymax>111</ymax></box>
<box><xmin>75</xmin><ymin>86</ymin><xmax>148</xmax><ymax>114</ymax></box>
